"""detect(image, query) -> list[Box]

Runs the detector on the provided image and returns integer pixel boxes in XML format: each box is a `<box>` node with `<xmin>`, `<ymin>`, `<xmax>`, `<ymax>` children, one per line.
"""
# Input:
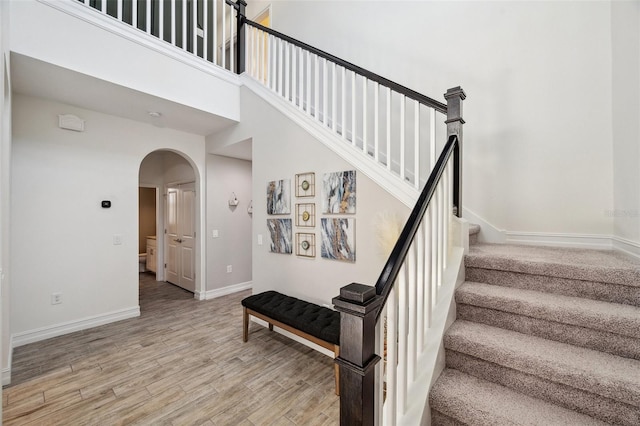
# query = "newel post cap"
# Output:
<box><xmin>444</xmin><ymin>86</ymin><xmax>466</xmax><ymax>101</ymax></box>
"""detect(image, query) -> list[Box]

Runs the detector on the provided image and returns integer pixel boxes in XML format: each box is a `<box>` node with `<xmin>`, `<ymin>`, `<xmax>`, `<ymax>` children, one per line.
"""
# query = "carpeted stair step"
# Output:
<box><xmin>444</xmin><ymin>321</ymin><xmax>640</xmax><ymax>424</ymax></box>
<box><xmin>465</xmin><ymin>243</ymin><xmax>640</xmax><ymax>306</ymax></box>
<box><xmin>430</xmin><ymin>368</ymin><xmax>608</xmax><ymax>425</ymax></box>
<box><xmin>456</xmin><ymin>282</ymin><xmax>640</xmax><ymax>359</ymax></box>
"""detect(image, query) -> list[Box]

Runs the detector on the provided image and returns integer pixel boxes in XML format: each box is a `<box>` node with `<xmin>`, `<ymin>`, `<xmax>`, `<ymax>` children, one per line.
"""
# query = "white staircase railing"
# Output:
<box><xmin>245</xmin><ymin>20</ymin><xmax>448</xmax><ymax>191</ymax></box>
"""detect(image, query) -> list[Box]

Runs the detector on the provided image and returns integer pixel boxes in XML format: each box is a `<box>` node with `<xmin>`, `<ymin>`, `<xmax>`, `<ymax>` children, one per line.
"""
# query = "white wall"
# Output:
<box><xmin>612</xmin><ymin>1</ymin><xmax>640</xmax><ymax>248</ymax></box>
<box><xmin>206</xmin><ymin>154</ymin><xmax>253</xmax><ymax>293</ymax></box>
<box><xmin>209</xmin><ymin>88</ymin><xmax>410</xmax><ymax>306</ymax></box>
<box><xmin>0</xmin><ymin>0</ymin><xmax>11</xmax><ymax>388</ymax></box>
<box><xmin>11</xmin><ymin>94</ymin><xmax>207</xmax><ymax>343</ymax></box>
<box><xmin>247</xmin><ymin>0</ymin><xmax>618</xmax><ymax>244</ymax></box>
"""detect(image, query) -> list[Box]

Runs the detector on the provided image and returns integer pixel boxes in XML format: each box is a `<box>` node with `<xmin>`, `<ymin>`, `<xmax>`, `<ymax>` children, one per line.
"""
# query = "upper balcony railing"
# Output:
<box><xmin>77</xmin><ymin>0</ymin><xmax>245</xmax><ymax>73</ymax></box>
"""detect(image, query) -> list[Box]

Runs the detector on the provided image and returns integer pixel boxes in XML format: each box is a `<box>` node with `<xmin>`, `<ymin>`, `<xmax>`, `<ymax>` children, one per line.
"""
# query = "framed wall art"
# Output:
<box><xmin>296</xmin><ymin>233</ymin><xmax>316</xmax><ymax>258</ymax></box>
<box><xmin>321</xmin><ymin>218</ymin><xmax>355</xmax><ymax>262</ymax></box>
<box><xmin>267</xmin><ymin>218</ymin><xmax>292</xmax><ymax>254</ymax></box>
<box><xmin>295</xmin><ymin>172</ymin><xmax>315</xmax><ymax>197</ymax></box>
<box><xmin>322</xmin><ymin>170</ymin><xmax>356</xmax><ymax>214</ymax></box>
<box><xmin>295</xmin><ymin>203</ymin><xmax>316</xmax><ymax>227</ymax></box>
<box><xmin>266</xmin><ymin>179</ymin><xmax>291</xmax><ymax>214</ymax></box>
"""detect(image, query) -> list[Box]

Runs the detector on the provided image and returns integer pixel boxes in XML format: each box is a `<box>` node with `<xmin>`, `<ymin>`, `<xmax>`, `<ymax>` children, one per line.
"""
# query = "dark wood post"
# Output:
<box><xmin>235</xmin><ymin>0</ymin><xmax>247</xmax><ymax>74</ymax></box>
<box><xmin>444</xmin><ymin>86</ymin><xmax>466</xmax><ymax>218</ymax></box>
<box><xmin>333</xmin><ymin>283</ymin><xmax>383</xmax><ymax>426</ymax></box>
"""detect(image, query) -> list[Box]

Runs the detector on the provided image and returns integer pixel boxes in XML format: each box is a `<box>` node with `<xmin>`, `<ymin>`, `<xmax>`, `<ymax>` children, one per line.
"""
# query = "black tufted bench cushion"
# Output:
<box><xmin>241</xmin><ymin>291</ymin><xmax>341</xmax><ymax>395</ymax></box>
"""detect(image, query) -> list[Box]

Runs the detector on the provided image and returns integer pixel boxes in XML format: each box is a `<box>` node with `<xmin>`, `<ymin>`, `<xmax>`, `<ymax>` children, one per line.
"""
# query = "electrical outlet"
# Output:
<box><xmin>212</xmin><ymin>230</ymin><xmax>219</xmax><ymax>238</ymax></box>
<box><xmin>113</xmin><ymin>234</ymin><xmax>122</xmax><ymax>245</ymax></box>
<box><xmin>226</xmin><ymin>265</ymin><xmax>232</xmax><ymax>273</ymax></box>
<box><xmin>51</xmin><ymin>293</ymin><xmax>62</xmax><ymax>305</ymax></box>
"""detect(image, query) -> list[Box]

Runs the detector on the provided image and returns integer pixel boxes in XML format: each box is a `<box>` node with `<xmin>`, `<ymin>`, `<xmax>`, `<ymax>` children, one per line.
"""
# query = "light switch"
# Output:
<box><xmin>113</xmin><ymin>234</ymin><xmax>123</xmax><ymax>245</ymax></box>
<box><xmin>257</xmin><ymin>234</ymin><xmax>263</xmax><ymax>245</ymax></box>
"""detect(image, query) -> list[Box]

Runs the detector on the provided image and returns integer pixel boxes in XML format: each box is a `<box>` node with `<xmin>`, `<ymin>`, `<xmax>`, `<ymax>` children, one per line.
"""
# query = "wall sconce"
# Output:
<box><xmin>228</xmin><ymin>192</ymin><xmax>239</xmax><ymax>206</ymax></box>
<box><xmin>247</xmin><ymin>200</ymin><xmax>253</xmax><ymax>214</ymax></box>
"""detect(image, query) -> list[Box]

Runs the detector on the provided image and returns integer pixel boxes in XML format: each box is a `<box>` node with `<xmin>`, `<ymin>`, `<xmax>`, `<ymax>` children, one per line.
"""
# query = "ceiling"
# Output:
<box><xmin>10</xmin><ymin>52</ymin><xmax>239</xmax><ymax>138</ymax></box>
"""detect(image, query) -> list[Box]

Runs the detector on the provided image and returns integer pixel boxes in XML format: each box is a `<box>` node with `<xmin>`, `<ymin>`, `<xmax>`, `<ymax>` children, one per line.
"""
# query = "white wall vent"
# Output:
<box><xmin>58</xmin><ymin>114</ymin><xmax>85</xmax><ymax>132</ymax></box>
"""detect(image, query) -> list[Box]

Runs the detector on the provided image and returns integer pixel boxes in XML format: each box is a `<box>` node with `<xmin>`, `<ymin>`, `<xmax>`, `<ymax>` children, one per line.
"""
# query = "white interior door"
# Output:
<box><xmin>165</xmin><ymin>182</ymin><xmax>196</xmax><ymax>292</ymax></box>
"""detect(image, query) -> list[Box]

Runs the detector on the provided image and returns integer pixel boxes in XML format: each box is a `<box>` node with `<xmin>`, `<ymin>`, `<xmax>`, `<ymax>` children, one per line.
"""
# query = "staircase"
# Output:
<box><xmin>430</xmin><ymin>240</ymin><xmax>640</xmax><ymax>425</ymax></box>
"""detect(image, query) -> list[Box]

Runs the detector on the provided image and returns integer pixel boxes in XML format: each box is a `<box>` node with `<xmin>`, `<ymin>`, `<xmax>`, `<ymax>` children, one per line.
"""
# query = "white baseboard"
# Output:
<box><xmin>12</xmin><ymin>306</ymin><xmax>140</xmax><ymax>347</ymax></box>
<box><xmin>201</xmin><ymin>281</ymin><xmax>253</xmax><ymax>300</ymax></box>
<box><xmin>612</xmin><ymin>236</ymin><xmax>640</xmax><ymax>259</ymax></box>
<box><xmin>505</xmin><ymin>231</ymin><xmax>614</xmax><ymax>250</ymax></box>
<box><xmin>2</xmin><ymin>334</ymin><xmax>13</xmax><ymax>386</ymax></box>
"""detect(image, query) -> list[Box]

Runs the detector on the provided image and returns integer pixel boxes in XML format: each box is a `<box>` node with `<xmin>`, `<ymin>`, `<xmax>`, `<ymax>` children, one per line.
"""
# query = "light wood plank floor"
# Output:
<box><xmin>3</xmin><ymin>273</ymin><xmax>339</xmax><ymax>425</ymax></box>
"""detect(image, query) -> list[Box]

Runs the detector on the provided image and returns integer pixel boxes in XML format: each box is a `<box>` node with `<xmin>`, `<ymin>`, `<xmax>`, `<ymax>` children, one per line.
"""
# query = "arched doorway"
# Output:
<box><xmin>139</xmin><ymin>150</ymin><xmax>199</xmax><ymax>297</ymax></box>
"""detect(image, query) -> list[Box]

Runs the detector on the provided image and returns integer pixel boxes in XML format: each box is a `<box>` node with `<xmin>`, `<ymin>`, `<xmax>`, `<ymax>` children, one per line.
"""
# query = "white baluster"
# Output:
<box><xmin>341</xmin><ymin>67</ymin><xmax>346</xmax><ymax>139</ymax></box>
<box><xmin>425</xmin><ymin>208</ymin><xmax>433</xmax><ymax>326</ymax></box>
<box><xmin>101</xmin><ymin>0</ymin><xmax>106</xmax><ymax>13</ymax></box>
<box><xmin>416</xmin><ymin>221</ymin><xmax>425</xmax><ymax>352</ymax></box>
<box><xmin>386</xmin><ymin>87</ymin><xmax>392</xmax><ymax>171</ymax></box>
<box><xmin>322</xmin><ymin>59</ymin><xmax>328</xmax><ymax>125</ymax></box>
<box><xmin>221</xmin><ymin>1</ymin><xmax>226</xmax><ymax>64</ymax></box>
<box><xmin>385</xmin><ymin>284</ymin><xmax>397</xmax><ymax>424</ymax></box>
<box><xmin>298</xmin><ymin>47</ymin><xmax>304</xmax><ymax>111</ymax></box>
<box><xmin>132</xmin><ymin>0</ymin><xmax>138</xmax><ymax>30</ymax></box>
<box><xmin>212</xmin><ymin>0</ymin><xmax>217</xmax><ymax>64</ymax></box>
<box><xmin>284</xmin><ymin>42</ymin><xmax>290</xmax><ymax>101</ymax></box>
<box><xmin>332</xmin><ymin>63</ymin><xmax>337</xmax><ymax>131</ymax></box>
<box><xmin>400</xmin><ymin>94</ymin><xmax>406</xmax><ymax>181</ymax></box>
<box><xmin>229</xmin><ymin>5</ymin><xmax>234</xmax><ymax>72</ymax></box>
<box><xmin>414</xmin><ymin>100</ymin><xmax>420</xmax><ymax>189</ymax></box>
<box><xmin>351</xmin><ymin>71</ymin><xmax>356</xmax><ymax>146</ymax></box>
<box><xmin>376</xmin><ymin>306</ymin><xmax>386</xmax><ymax>426</ymax></box>
<box><xmin>182</xmin><ymin>0</ymin><xmax>187</xmax><ymax>51</ymax></box>
<box><xmin>429</xmin><ymin>108</ymin><xmax>436</xmax><ymax>169</ymax></box>
<box><xmin>117</xmin><ymin>0</ymin><xmax>122</xmax><ymax>21</ymax></box>
<box><xmin>408</xmin><ymin>242</ymin><xmax>417</xmax><ymax>382</ymax></box>
<box><xmin>362</xmin><ymin>78</ymin><xmax>367</xmax><ymax>154</ymax></box>
<box><xmin>306</xmin><ymin>51</ymin><xmax>312</xmax><ymax>114</ymax></box>
<box><xmin>374</xmin><ymin>82</ymin><xmax>379</xmax><ymax>162</ymax></box>
<box><xmin>278</xmin><ymin>39</ymin><xmax>284</xmax><ymax>96</ymax></box>
<box><xmin>146</xmin><ymin>0</ymin><xmax>151</xmax><ymax>34</ymax></box>
<box><xmin>291</xmin><ymin>46</ymin><xmax>297</xmax><ymax>106</ymax></box>
<box><xmin>202</xmin><ymin>0</ymin><xmax>206</xmax><ymax>60</ymax></box>
<box><xmin>192</xmin><ymin>0</ymin><xmax>197</xmax><ymax>54</ymax></box>
<box><xmin>314</xmin><ymin>55</ymin><xmax>320</xmax><ymax>121</ymax></box>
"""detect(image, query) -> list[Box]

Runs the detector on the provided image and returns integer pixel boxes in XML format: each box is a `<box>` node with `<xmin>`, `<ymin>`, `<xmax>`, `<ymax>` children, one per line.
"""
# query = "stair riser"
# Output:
<box><xmin>457</xmin><ymin>304</ymin><xmax>640</xmax><ymax>360</ymax></box>
<box><xmin>466</xmin><ymin>267</ymin><xmax>640</xmax><ymax>307</ymax></box>
<box><xmin>445</xmin><ymin>350</ymin><xmax>640</xmax><ymax>426</ymax></box>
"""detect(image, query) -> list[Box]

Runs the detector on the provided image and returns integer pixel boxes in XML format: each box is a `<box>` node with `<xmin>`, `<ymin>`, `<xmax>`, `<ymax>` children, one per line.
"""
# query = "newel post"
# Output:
<box><xmin>333</xmin><ymin>283</ymin><xmax>383</xmax><ymax>426</ymax></box>
<box><xmin>235</xmin><ymin>0</ymin><xmax>247</xmax><ymax>74</ymax></box>
<box><xmin>444</xmin><ymin>86</ymin><xmax>466</xmax><ymax>218</ymax></box>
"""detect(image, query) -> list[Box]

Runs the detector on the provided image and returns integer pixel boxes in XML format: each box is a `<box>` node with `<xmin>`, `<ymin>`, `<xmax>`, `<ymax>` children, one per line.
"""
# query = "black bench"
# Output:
<box><xmin>241</xmin><ymin>291</ymin><xmax>341</xmax><ymax>395</ymax></box>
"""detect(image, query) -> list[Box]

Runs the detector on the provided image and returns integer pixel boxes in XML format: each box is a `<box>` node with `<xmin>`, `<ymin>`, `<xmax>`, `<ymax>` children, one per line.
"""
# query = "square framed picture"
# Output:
<box><xmin>321</xmin><ymin>218</ymin><xmax>355</xmax><ymax>262</ymax></box>
<box><xmin>296</xmin><ymin>203</ymin><xmax>316</xmax><ymax>227</ymax></box>
<box><xmin>267</xmin><ymin>218</ymin><xmax>292</xmax><ymax>254</ymax></box>
<box><xmin>295</xmin><ymin>172</ymin><xmax>315</xmax><ymax>197</ymax></box>
<box><xmin>322</xmin><ymin>170</ymin><xmax>356</xmax><ymax>214</ymax></box>
<box><xmin>267</xmin><ymin>179</ymin><xmax>291</xmax><ymax>215</ymax></box>
<box><xmin>296</xmin><ymin>233</ymin><xmax>316</xmax><ymax>258</ymax></box>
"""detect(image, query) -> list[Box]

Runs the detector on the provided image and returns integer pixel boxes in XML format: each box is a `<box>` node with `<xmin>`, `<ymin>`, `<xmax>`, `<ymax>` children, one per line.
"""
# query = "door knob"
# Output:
<box><xmin>174</xmin><ymin>238</ymin><xmax>183</xmax><ymax>243</ymax></box>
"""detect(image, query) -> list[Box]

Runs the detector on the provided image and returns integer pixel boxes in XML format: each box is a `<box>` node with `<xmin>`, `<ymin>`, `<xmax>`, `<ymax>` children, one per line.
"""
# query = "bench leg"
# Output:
<box><xmin>334</xmin><ymin>345</ymin><xmax>340</xmax><ymax>396</ymax></box>
<box><xmin>243</xmin><ymin>307</ymin><xmax>249</xmax><ymax>342</ymax></box>
<box><xmin>268</xmin><ymin>323</ymin><xmax>274</xmax><ymax>332</ymax></box>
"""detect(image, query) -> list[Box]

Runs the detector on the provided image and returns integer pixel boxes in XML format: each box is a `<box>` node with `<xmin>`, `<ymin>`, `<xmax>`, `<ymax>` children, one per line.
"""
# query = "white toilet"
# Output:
<box><xmin>138</xmin><ymin>253</ymin><xmax>147</xmax><ymax>272</ymax></box>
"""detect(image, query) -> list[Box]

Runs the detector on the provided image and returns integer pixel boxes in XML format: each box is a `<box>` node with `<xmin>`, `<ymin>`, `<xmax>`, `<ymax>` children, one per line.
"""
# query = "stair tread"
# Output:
<box><xmin>457</xmin><ymin>281</ymin><xmax>640</xmax><ymax>338</ymax></box>
<box><xmin>430</xmin><ymin>368</ymin><xmax>608</xmax><ymax>425</ymax></box>
<box><xmin>445</xmin><ymin>320</ymin><xmax>640</xmax><ymax>406</ymax></box>
<box><xmin>465</xmin><ymin>243</ymin><xmax>640</xmax><ymax>287</ymax></box>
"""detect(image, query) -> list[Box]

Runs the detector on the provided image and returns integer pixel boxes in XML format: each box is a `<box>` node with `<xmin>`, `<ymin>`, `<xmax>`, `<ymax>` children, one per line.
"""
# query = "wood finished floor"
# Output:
<box><xmin>3</xmin><ymin>273</ymin><xmax>339</xmax><ymax>425</ymax></box>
